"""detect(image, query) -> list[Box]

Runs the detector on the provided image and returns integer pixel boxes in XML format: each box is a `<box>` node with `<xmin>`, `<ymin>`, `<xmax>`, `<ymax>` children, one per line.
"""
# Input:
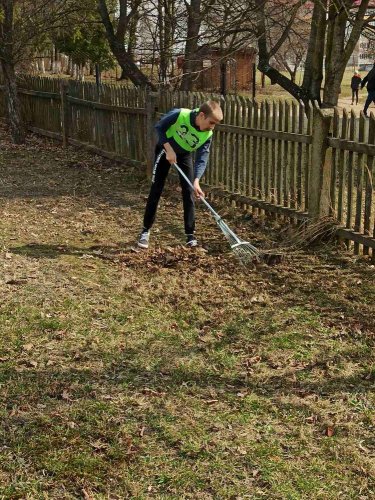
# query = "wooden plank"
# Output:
<box><xmin>67</xmin><ymin>95</ymin><xmax>147</xmax><ymax>114</ymax></box>
<box><xmin>337</xmin><ymin>109</ymin><xmax>349</xmax><ymax>224</ymax></box>
<box><xmin>204</xmin><ymin>185</ymin><xmax>309</xmax><ymax>220</ymax></box>
<box><xmin>328</xmin><ymin>137</ymin><xmax>375</xmax><ymax>156</ymax></box>
<box><xmin>304</xmin><ymin>102</ymin><xmax>313</xmax><ymax>211</ymax></box>
<box><xmin>277</xmin><ymin>101</ymin><xmax>284</xmax><ymax>205</ymax></box>
<box><xmin>354</xmin><ymin>112</ymin><xmax>366</xmax><ymax>254</ymax></box>
<box><xmin>3</xmin><ymin>87</ymin><xmax>61</xmax><ymax>100</ymax></box>
<box><xmin>246</xmin><ymin>100</ymin><xmax>253</xmax><ymax>198</ymax></box>
<box><xmin>330</xmin><ymin>108</ymin><xmax>340</xmax><ymax>215</ymax></box>
<box><xmin>290</xmin><ymin>101</ymin><xmax>297</xmax><ymax>209</ymax></box>
<box><xmin>346</xmin><ymin>110</ymin><xmax>357</xmax><ymax>236</ymax></box>
<box><xmin>60</xmin><ymin>81</ymin><xmax>69</xmax><ymax>146</ymax></box>
<box><xmin>225</xmin><ymin>95</ymin><xmax>232</xmax><ymax>191</ymax></box>
<box><xmin>214</xmin><ymin>124</ymin><xmax>312</xmax><ymax>143</ymax></box>
<box><xmin>335</xmin><ymin>228</ymin><xmax>375</xmax><ymax>250</ymax></box>
<box><xmin>297</xmin><ymin>102</ymin><xmax>305</xmax><ymax>209</ymax></box>
<box><xmin>363</xmin><ymin>112</ymin><xmax>375</xmax><ymax>255</ymax></box>
<box><xmin>271</xmin><ymin>101</ymin><xmax>277</xmax><ymax>204</ymax></box>
<box><xmin>309</xmin><ymin>104</ymin><xmax>333</xmax><ymax>218</ymax></box>
<box><xmin>27</xmin><ymin>123</ymin><xmax>147</xmax><ymax>169</ymax></box>
<box><xmin>235</xmin><ymin>95</ymin><xmax>243</xmax><ymax>194</ymax></box>
<box><xmin>252</xmin><ymin>100</ymin><xmax>259</xmax><ymax>198</ymax></box>
<box><xmin>284</xmin><ymin>101</ymin><xmax>291</xmax><ymax>207</ymax></box>
<box><xmin>264</xmin><ymin>100</ymin><xmax>271</xmax><ymax>202</ymax></box>
<box><xmin>230</xmin><ymin>95</ymin><xmax>237</xmax><ymax>193</ymax></box>
<box><xmin>218</xmin><ymin>97</ymin><xmax>226</xmax><ymax>187</ymax></box>
<box><xmin>258</xmin><ymin>101</ymin><xmax>265</xmax><ymax>202</ymax></box>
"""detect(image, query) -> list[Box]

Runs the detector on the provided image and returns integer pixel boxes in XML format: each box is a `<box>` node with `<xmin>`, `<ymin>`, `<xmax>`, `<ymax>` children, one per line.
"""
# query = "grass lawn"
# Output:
<box><xmin>0</xmin><ymin>124</ymin><xmax>374</xmax><ymax>499</ymax></box>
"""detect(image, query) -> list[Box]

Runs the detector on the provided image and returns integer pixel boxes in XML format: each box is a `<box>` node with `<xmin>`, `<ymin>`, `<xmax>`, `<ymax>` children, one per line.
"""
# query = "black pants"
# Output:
<box><xmin>364</xmin><ymin>90</ymin><xmax>375</xmax><ymax>114</ymax></box>
<box><xmin>352</xmin><ymin>88</ymin><xmax>359</xmax><ymax>104</ymax></box>
<box><xmin>143</xmin><ymin>146</ymin><xmax>195</xmax><ymax>234</ymax></box>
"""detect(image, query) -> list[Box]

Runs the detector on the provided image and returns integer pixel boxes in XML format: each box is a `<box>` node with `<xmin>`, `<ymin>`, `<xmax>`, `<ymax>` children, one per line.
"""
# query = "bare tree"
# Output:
<box><xmin>97</xmin><ymin>0</ymin><xmax>156</xmax><ymax>88</ymax></box>
<box><xmin>0</xmin><ymin>0</ymin><xmax>81</xmax><ymax>143</ymax></box>
<box><xmin>179</xmin><ymin>0</ymin><xmax>204</xmax><ymax>90</ymax></box>
<box><xmin>0</xmin><ymin>0</ymin><xmax>24</xmax><ymax>142</ymax></box>
<box><xmin>271</xmin><ymin>6</ymin><xmax>309</xmax><ymax>83</ymax></box>
<box><xmin>323</xmin><ymin>0</ymin><xmax>370</xmax><ymax>106</ymax></box>
<box><xmin>255</xmin><ymin>0</ymin><xmax>373</xmax><ymax>107</ymax></box>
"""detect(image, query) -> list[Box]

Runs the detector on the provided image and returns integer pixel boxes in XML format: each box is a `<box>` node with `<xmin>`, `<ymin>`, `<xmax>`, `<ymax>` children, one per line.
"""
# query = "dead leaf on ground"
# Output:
<box><xmin>61</xmin><ymin>390</ymin><xmax>72</xmax><ymax>401</ymax></box>
<box><xmin>326</xmin><ymin>426</ymin><xmax>335</xmax><ymax>437</ymax></box>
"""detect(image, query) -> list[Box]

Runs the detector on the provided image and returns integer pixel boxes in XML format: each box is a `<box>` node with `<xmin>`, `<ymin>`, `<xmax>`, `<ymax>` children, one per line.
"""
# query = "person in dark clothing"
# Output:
<box><xmin>138</xmin><ymin>101</ymin><xmax>223</xmax><ymax>249</ymax></box>
<box><xmin>361</xmin><ymin>63</ymin><xmax>375</xmax><ymax>116</ymax></box>
<box><xmin>351</xmin><ymin>71</ymin><xmax>362</xmax><ymax>105</ymax></box>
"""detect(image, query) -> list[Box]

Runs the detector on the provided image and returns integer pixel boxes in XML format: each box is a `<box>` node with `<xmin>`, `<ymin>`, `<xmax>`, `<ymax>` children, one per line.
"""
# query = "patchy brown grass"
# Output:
<box><xmin>0</xmin><ymin>124</ymin><xmax>374</xmax><ymax>499</ymax></box>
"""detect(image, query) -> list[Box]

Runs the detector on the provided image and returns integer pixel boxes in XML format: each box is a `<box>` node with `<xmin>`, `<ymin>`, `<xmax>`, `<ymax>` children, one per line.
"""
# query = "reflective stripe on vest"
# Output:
<box><xmin>165</xmin><ymin>108</ymin><xmax>213</xmax><ymax>152</ymax></box>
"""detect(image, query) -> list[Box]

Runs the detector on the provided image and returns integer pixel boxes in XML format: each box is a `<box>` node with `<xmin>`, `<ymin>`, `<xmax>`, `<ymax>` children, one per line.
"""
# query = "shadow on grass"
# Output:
<box><xmin>1</xmin><ymin>337</ymin><xmax>373</xmax><ymax>408</ymax></box>
<box><xmin>9</xmin><ymin>243</ymin><xmax>130</xmax><ymax>260</ymax></box>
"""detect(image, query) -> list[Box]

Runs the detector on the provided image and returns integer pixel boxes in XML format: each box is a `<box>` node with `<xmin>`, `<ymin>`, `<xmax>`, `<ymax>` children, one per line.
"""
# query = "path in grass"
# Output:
<box><xmin>0</xmin><ymin>127</ymin><xmax>374</xmax><ymax>499</ymax></box>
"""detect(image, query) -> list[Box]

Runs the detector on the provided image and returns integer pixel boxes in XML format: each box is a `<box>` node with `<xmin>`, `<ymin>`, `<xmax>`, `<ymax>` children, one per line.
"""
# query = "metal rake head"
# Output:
<box><xmin>217</xmin><ymin>218</ymin><xmax>260</xmax><ymax>265</ymax></box>
<box><xmin>231</xmin><ymin>240</ymin><xmax>260</xmax><ymax>264</ymax></box>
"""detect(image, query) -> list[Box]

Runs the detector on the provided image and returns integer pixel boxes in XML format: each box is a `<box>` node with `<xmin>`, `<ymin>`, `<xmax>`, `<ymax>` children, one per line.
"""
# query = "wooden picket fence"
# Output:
<box><xmin>0</xmin><ymin>75</ymin><xmax>374</xmax><ymax>257</ymax></box>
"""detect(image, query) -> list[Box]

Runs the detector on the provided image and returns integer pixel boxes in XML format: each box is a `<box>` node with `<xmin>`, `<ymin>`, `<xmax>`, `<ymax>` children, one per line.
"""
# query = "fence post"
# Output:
<box><xmin>60</xmin><ymin>81</ymin><xmax>69</xmax><ymax>147</ymax></box>
<box><xmin>146</xmin><ymin>90</ymin><xmax>158</xmax><ymax>177</ymax></box>
<box><xmin>308</xmin><ymin>104</ymin><xmax>333</xmax><ymax>218</ymax></box>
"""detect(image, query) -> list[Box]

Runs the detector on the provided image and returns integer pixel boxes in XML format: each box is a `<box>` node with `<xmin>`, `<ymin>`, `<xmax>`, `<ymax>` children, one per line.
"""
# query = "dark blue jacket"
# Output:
<box><xmin>351</xmin><ymin>75</ymin><xmax>362</xmax><ymax>90</ymax></box>
<box><xmin>155</xmin><ymin>108</ymin><xmax>212</xmax><ymax>180</ymax></box>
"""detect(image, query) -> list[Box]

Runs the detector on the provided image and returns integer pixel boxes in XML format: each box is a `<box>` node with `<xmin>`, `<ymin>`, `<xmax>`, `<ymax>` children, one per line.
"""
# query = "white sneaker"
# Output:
<box><xmin>186</xmin><ymin>234</ymin><xmax>198</xmax><ymax>247</ymax></box>
<box><xmin>138</xmin><ymin>230</ymin><xmax>150</xmax><ymax>249</ymax></box>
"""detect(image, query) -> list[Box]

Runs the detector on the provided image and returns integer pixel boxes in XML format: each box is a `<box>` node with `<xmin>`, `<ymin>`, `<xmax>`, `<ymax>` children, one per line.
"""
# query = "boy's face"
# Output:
<box><xmin>196</xmin><ymin>110</ymin><xmax>223</xmax><ymax>131</ymax></box>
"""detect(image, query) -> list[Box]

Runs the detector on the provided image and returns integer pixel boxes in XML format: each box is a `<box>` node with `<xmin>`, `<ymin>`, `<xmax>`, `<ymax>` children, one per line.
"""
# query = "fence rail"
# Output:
<box><xmin>0</xmin><ymin>76</ymin><xmax>374</xmax><ymax>257</ymax></box>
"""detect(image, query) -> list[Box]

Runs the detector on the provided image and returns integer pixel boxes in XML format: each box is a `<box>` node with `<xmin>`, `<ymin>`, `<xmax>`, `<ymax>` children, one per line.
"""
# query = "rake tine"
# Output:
<box><xmin>172</xmin><ymin>162</ymin><xmax>260</xmax><ymax>263</ymax></box>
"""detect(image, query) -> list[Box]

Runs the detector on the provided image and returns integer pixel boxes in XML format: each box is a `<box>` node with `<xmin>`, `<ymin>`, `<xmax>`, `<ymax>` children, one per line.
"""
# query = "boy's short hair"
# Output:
<box><xmin>199</xmin><ymin>100</ymin><xmax>222</xmax><ymax>118</ymax></box>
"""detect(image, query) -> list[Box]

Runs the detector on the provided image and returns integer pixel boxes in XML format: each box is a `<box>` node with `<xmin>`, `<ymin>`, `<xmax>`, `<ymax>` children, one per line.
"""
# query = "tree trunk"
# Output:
<box><xmin>256</xmin><ymin>0</ymin><xmax>309</xmax><ymax>104</ymax></box>
<box><xmin>158</xmin><ymin>0</ymin><xmax>166</xmax><ymax>83</ymax></box>
<box><xmin>0</xmin><ymin>0</ymin><xmax>25</xmax><ymax>143</ymax></box>
<box><xmin>158</xmin><ymin>0</ymin><xmax>174</xmax><ymax>84</ymax></box>
<box><xmin>301</xmin><ymin>0</ymin><xmax>327</xmax><ymax>104</ymax></box>
<box><xmin>1</xmin><ymin>60</ymin><xmax>25</xmax><ymax>144</ymax></box>
<box><xmin>322</xmin><ymin>0</ymin><xmax>369</xmax><ymax>107</ymax></box>
<box><xmin>97</xmin><ymin>0</ymin><xmax>155</xmax><ymax>89</ymax></box>
<box><xmin>180</xmin><ymin>0</ymin><xmax>202</xmax><ymax>91</ymax></box>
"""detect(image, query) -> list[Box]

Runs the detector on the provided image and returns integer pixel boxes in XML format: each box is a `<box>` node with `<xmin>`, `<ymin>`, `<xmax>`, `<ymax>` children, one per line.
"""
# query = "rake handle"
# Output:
<box><xmin>172</xmin><ymin>162</ymin><xmax>221</xmax><ymax>220</ymax></box>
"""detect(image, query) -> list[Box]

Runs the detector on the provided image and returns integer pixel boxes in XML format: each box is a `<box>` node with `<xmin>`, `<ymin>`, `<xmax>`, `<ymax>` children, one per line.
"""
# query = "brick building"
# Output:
<box><xmin>177</xmin><ymin>47</ymin><xmax>257</xmax><ymax>93</ymax></box>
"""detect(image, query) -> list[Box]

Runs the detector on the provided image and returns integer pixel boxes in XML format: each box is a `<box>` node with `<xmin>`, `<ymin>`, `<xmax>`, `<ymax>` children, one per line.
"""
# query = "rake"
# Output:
<box><xmin>173</xmin><ymin>163</ymin><xmax>260</xmax><ymax>264</ymax></box>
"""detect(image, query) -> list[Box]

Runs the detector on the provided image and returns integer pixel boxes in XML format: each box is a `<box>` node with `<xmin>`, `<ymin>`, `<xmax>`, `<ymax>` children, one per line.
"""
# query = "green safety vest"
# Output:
<box><xmin>165</xmin><ymin>108</ymin><xmax>213</xmax><ymax>152</ymax></box>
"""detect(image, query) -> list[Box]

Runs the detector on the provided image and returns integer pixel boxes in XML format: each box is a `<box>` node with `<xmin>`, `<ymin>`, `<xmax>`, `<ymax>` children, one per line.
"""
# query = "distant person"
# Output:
<box><xmin>361</xmin><ymin>62</ymin><xmax>375</xmax><ymax>116</ymax></box>
<box><xmin>351</xmin><ymin>70</ymin><xmax>362</xmax><ymax>105</ymax></box>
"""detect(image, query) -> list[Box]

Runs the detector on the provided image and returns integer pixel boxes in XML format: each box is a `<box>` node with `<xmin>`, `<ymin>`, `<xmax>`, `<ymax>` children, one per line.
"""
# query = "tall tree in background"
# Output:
<box><xmin>271</xmin><ymin>5</ymin><xmax>310</xmax><ymax>83</ymax></box>
<box><xmin>256</xmin><ymin>0</ymin><xmax>372</xmax><ymax>107</ymax></box>
<box><xmin>322</xmin><ymin>0</ymin><xmax>370</xmax><ymax>106</ymax></box>
<box><xmin>256</xmin><ymin>0</ymin><xmax>310</xmax><ymax>103</ymax></box>
<box><xmin>97</xmin><ymin>0</ymin><xmax>155</xmax><ymax>88</ymax></box>
<box><xmin>180</xmin><ymin>0</ymin><xmax>203</xmax><ymax>90</ymax></box>
<box><xmin>0</xmin><ymin>0</ymin><xmax>24</xmax><ymax>142</ymax></box>
<box><xmin>0</xmin><ymin>0</ymin><xmax>80</xmax><ymax>143</ymax></box>
<box><xmin>157</xmin><ymin>0</ymin><xmax>176</xmax><ymax>84</ymax></box>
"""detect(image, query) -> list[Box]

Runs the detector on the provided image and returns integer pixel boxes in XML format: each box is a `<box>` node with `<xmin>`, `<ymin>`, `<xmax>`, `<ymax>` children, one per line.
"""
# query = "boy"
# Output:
<box><xmin>138</xmin><ymin>100</ymin><xmax>223</xmax><ymax>249</ymax></box>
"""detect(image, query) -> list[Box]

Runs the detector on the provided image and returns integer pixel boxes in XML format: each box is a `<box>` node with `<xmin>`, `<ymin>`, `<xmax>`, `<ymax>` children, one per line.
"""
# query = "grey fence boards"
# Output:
<box><xmin>0</xmin><ymin>76</ymin><xmax>374</xmax><ymax>257</ymax></box>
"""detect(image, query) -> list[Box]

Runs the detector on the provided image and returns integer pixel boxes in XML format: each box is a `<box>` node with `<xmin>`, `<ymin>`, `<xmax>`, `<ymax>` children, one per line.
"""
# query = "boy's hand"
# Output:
<box><xmin>163</xmin><ymin>143</ymin><xmax>177</xmax><ymax>164</ymax></box>
<box><xmin>193</xmin><ymin>178</ymin><xmax>205</xmax><ymax>199</ymax></box>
